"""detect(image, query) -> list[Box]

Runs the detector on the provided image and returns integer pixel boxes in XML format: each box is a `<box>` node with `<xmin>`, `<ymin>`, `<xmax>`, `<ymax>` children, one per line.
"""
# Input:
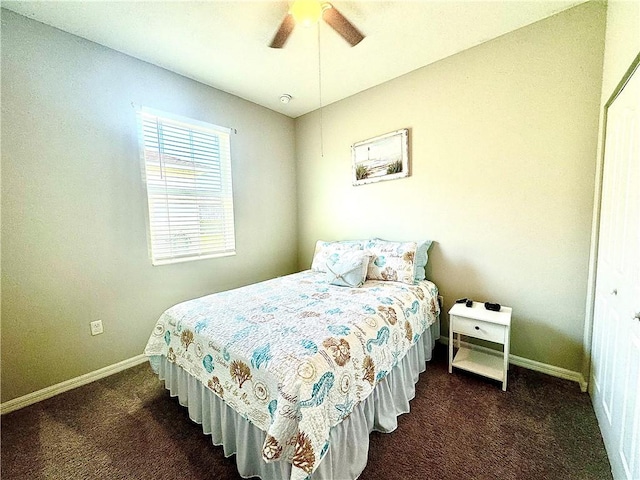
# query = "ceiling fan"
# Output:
<box><xmin>269</xmin><ymin>0</ymin><xmax>365</xmax><ymax>49</ymax></box>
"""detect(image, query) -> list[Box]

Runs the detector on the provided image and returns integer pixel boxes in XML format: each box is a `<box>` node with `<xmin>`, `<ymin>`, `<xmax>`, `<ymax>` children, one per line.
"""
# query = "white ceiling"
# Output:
<box><xmin>2</xmin><ymin>0</ymin><xmax>585</xmax><ymax>118</ymax></box>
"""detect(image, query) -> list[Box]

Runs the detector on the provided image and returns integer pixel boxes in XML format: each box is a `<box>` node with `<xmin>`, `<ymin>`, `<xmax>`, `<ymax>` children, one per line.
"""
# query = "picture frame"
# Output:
<box><xmin>352</xmin><ymin>128</ymin><xmax>409</xmax><ymax>186</ymax></box>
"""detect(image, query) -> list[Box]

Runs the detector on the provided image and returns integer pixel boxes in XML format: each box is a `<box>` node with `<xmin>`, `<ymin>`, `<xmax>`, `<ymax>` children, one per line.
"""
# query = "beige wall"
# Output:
<box><xmin>0</xmin><ymin>10</ymin><xmax>298</xmax><ymax>403</ymax></box>
<box><xmin>295</xmin><ymin>2</ymin><xmax>606</xmax><ymax>372</ymax></box>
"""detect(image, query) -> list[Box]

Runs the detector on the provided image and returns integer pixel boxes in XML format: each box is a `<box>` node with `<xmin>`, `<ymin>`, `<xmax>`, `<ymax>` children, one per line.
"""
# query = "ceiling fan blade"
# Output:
<box><xmin>269</xmin><ymin>13</ymin><xmax>295</xmax><ymax>48</ymax></box>
<box><xmin>322</xmin><ymin>3</ymin><xmax>364</xmax><ymax>47</ymax></box>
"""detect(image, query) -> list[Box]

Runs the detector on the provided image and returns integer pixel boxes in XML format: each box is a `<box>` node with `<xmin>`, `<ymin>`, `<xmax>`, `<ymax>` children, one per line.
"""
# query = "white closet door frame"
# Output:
<box><xmin>586</xmin><ymin>52</ymin><xmax>640</xmax><ymax>480</ymax></box>
<box><xmin>584</xmin><ymin>52</ymin><xmax>640</xmax><ymax>388</ymax></box>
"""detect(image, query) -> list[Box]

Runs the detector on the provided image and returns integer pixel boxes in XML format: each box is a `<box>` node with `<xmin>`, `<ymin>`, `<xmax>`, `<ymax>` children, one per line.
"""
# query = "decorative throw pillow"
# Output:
<box><xmin>325</xmin><ymin>250</ymin><xmax>372</xmax><ymax>288</ymax></box>
<box><xmin>310</xmin><ymin>240</ymin><xmax>364</xmax><ymax>272</ymax></box>
<box><xmin>365</xmin><ymin>239</ymin><xmax>418</xmax><ymax>285</ymax></box>
<box><xmin>371</xmin><ymin>238</ymin><xmax>433</xmax><ymax>281</ymax></box>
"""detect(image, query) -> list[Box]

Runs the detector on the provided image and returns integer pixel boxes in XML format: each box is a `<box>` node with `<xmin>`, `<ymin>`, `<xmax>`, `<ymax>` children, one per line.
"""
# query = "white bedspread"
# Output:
<box><xmin>144</xmin><ymin>270</ymin><xmax>439</xmax><ymax>480</ymax></box>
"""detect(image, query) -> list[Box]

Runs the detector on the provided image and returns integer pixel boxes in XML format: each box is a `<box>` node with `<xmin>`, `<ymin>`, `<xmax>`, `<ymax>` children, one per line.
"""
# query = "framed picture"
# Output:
<box><xmin>352</xmin><ymin>128</ymin><xmax>409</xmax><ymax>186</ymax></box>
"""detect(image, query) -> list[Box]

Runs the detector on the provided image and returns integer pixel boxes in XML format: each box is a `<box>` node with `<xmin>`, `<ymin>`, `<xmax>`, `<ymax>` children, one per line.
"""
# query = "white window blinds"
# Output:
<box><xmin>137</xmin><ymin>108</ymin><xmax>235</xmax><ymax>265</ymax></box>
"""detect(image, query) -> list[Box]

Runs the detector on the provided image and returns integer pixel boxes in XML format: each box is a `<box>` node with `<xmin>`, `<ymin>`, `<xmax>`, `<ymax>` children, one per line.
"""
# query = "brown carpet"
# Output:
<box><xmin>1</xmin><ymin>344</ymin><xmax>612</xmax><ymax>480</ymax></box>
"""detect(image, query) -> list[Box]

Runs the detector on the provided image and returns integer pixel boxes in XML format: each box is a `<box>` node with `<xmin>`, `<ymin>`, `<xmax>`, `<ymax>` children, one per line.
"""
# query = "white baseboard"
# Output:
<box><xmin>1</xmin><ymin>354</ymin><xmax>148</xmax><ymax>415</ymax></box>
<box><xmin>439</xmin><ymin>337</ymin><xmax>588</xmax><ymax>392</ymax></box>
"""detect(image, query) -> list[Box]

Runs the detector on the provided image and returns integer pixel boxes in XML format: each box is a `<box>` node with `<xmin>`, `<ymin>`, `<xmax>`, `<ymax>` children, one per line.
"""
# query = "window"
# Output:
<box><xmin>137</xmin><ymin>108</ymin><xmax>235</xmax><ymax>265</ymax></box>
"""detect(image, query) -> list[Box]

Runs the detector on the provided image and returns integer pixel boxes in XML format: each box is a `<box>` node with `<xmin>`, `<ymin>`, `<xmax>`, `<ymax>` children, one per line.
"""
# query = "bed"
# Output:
<box><xmin>144</xmin><ymin>239</ymin><xmax>439</xmax><ymax>480</ymax></box>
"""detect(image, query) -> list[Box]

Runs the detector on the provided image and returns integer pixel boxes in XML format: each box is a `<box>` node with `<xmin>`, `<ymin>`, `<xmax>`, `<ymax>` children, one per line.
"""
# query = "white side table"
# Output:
<box><xmin>448</xmin><ymin>302</ymin><xmax>512</xmax><ymax>391</ymax></box>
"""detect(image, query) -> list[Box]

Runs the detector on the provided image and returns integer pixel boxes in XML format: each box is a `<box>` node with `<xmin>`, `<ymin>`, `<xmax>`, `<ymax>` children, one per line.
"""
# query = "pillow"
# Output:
<box><xmin>310</xmin><ymin>240</ymin><xmax>364</xmax><ymax>272</ymax></box>
<box><xmin>372</xmin><ymin>238</ymin><xmax>433</xmax><ymax>281</ymax></box>
<box><xmin>325</xmin><ymin>250</ymin><xmax>372</xmax><ymax>288</ymax></box>
<box><xmin>413</xmin><ymin>240</ymin><xmax>433</xmax><ymax>281</ymax></box>
<box><xmin>364</xmin><ymin>239</ymin><xmax>418</xmax><ymax>285</ymax></box>
<box><xmin>335</xmin><ymin>239</ymin><xmax>366</xmax><ymax>250</ymax></box>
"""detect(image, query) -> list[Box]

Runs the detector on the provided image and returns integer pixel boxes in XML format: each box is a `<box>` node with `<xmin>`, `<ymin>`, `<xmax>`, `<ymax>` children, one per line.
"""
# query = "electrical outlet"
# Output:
<box><xmin>438</xmin><ymin>295</ymin><xmax>444</xmax><ymax>309</ymax></box>
<box><xmin>90</xmin><ymin>320</ymin><xmax>104</xmax><ymax>336</ymax></box>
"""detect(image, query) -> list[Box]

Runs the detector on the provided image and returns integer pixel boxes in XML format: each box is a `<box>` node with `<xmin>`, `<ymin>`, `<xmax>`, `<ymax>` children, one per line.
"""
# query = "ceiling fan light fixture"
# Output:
<box><xmin>269</xmin><ymin>1</ymin><xmax>362</xmax><ymax>49</ymax></box>
<box><xmin>290</xmin><ymin>0</ymin><xmax>323</xmax><ymax>27</ymax></box>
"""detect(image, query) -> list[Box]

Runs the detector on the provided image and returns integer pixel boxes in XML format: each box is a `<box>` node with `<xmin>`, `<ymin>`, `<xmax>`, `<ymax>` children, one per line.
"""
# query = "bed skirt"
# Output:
<box><xmin>153</xmin><ymin>321</ymin><xmax>439</xmax><ymax>480</ymax></box>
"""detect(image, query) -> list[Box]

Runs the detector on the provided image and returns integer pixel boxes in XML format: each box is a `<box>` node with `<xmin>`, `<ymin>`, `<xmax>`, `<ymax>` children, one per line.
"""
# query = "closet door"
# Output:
<box><xmin>590</xmin><ymin>54</ymin><xmax>640</xmax><ymax>480</ymax></box>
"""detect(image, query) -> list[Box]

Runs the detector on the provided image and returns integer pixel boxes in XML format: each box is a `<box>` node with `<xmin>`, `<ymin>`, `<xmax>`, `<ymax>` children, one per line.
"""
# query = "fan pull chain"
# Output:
<box><xmin>317</xmin><ymin>23</ymin><xmax>324</xmax><ymax>158</ymax></box>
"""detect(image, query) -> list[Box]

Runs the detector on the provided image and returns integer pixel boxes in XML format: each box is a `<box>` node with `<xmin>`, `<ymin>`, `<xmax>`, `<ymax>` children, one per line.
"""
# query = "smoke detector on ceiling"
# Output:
<box><xmin>280</xmin><ymin>94</ymin><xmax>292</xmax><ymax>104</ymax></box>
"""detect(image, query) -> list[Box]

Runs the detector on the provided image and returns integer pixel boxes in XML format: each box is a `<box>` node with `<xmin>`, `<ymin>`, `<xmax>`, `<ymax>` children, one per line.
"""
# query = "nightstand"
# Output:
<box><xmin>448</xmin><ymin>302</ymin><xmax>512</xmax><ymax>391</ymax></box>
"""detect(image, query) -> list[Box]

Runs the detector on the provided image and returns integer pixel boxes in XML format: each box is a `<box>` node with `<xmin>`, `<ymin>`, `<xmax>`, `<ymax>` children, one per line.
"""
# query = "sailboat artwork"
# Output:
<box><xmin>352</xmin><ymin>129</ymin><xmax>409</xmax><ymax>186</ymax></box>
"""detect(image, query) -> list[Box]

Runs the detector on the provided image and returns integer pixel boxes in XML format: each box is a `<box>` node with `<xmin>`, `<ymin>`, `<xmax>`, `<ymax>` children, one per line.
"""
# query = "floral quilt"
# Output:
<box><xmin>144</xmin><ymin>270</ymin><xmax>439</xmax><ymax>480</ymax></box>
